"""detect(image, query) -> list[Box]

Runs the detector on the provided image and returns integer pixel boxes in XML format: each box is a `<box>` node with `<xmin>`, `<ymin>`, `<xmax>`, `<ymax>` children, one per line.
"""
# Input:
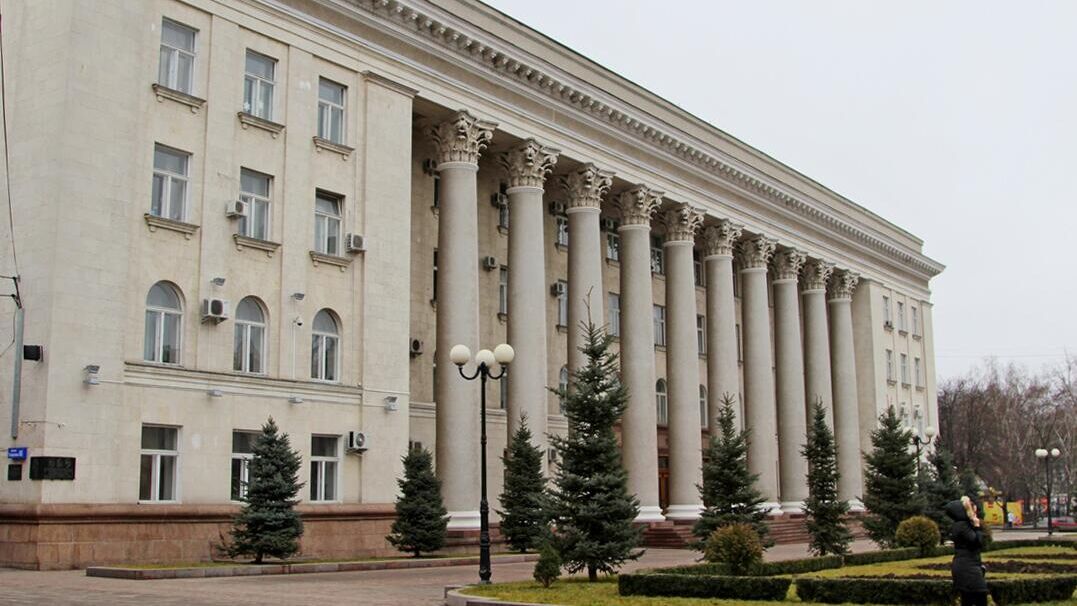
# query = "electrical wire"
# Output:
<box><xmin>0</xmin><ymin>13</ymin><xmax>17</xmax><ymax>276</ymax></box>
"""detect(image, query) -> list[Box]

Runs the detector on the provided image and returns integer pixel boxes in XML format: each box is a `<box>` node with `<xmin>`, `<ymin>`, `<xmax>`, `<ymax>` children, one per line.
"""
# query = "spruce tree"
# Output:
<box><xmin>227</xmin><ymin>417</ymin><xmax>304</xmax><ymax>563</ymax></box>
<box><xmin>958</xmin><ymin>466</ymin><xmax>981</xmax><ymax>500</ymax></box>
<box><xmin>549</xmin><ymin>319</ymin><xmax>642</xmax><ymax>582</ymax></box>
<box><xmin>388</xmin><ymin>447</ymin><xmax>449</xmax><ymax>557</ymax></box>
<box><xmin>693</xmin><ymin>393</ymin><xmax>772</xmax><ymax>548</ymax></box>
<box><xmin>802</xmin><ymin>401</ymin><xmax>852</xmax><ymax>556</ymax></box>
<box><xmin>498</xmin><ymin>416</ymin><xmax>548</xmax><ymax>553</ymax></box>
<box><xmin>863</xmin><ymin>406</ymin><xmax>923</xmax><ymax>548</ymax></box>
<box><xmin>921</xmin><ymin>439</ymin><xmax>961</xmax><ymax>542</ymax></box>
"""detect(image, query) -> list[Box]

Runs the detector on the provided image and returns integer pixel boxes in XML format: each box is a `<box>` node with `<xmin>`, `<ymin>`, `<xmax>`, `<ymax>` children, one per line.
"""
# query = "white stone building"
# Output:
<box><xmin>0</xmin><ymin>0</ymin><xmax>942</xmax><ymax>568</ymax></box>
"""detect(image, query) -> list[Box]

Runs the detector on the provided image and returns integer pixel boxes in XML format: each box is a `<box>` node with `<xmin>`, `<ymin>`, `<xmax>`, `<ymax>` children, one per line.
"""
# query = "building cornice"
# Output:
<box><xmin>329</xmin><ymin>0</ymin><xmax>943</xmax><ymax>281</ymax></box>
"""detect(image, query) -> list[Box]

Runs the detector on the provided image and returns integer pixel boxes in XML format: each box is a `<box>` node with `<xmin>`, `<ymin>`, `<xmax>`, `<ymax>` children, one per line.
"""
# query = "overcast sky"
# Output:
<box><xmin>484</xmin><ymin>0</ymin><xmax>1077</xmax><ymax>380</ymax></box>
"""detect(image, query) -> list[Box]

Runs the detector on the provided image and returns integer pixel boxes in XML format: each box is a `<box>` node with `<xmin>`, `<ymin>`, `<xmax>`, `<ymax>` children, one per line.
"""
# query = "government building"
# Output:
<box><xmin>0</xmin><ymin>0</ymin><xmax>943</xmax><ymax>569</ymax></box>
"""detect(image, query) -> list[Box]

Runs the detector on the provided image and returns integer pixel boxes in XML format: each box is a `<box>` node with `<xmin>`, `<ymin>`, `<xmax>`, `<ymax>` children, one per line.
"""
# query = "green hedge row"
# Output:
<box><xmin>795</xmin><ymin>577</ymin><xmax>953</xmax><ymax>605</ymax></box>
<box><xmin>618</xmin><ymin>572</ymin><xmax>791</xmax><ymax>601</ymax></box>
<box><xmin>657</xmin><ymin>554</ymin><xmax>845</xmax><ymax>577</ymax></box>
<box><xmin>988</xmin><ymin>575</ymin><xmax>1077</xmax><ymax>606</ymax></box>
<box><xmin>985</xmin><ymin>539</ymin><xmax>1075</xmax><ymax>552</ymax></box>
<box><xmin>841</xmin><ymin>547</ymin><xmax>921</xmax><ymax>566</ymax></box>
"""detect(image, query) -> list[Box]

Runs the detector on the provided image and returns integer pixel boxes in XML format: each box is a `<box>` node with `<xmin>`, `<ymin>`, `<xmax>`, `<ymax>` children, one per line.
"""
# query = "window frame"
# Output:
<box><xmin>608</xmin><ymin>292</ymin><xmax>621</xmax><ymax>337</ymax></box>
<box><xmin>556</xmin><ymin>279</ymin><xmax>568</xmax><ymax>327</ymax></box>
<box><xmin>243</xmin><ymin>49</ymin><xmax>276</xmax><ymax>121</ymax></box>
<box><xmin>151</xmin><ymin>144</ymin><xmax>190</xmax><ymax>221</ymax></box>
<box><xmin>139</xmin><ymin>425</ymin><xmax>179</xmax><ymax>503</ymax></box>
<box><xmin>653</xmin><ymin>304</ymin><xmax>667</xmax><ymax>347</ymax></box>
<box><xmin>558</xmin><ymin>366</ymin><xmax>569</xmax><ymax>415</ymax></box>
<box><xmin>238</xmin><ymin>168</ymin><xmax>271</xmax><ymax>241</ymax></box>
<box><xmin>230</xmin><ymin>430</ymin><xmax>259</xmax><ymax>501</ymax></box>
<box><xmin>554</xmin><ymin>215</ymin><xmax>569</xmax><ymax>247</ymax></box>
<box><xmin>900</xmin><ymin>353</ymin><xmax>910</xmax><ymax>385</ymax></box>
<box><xmin>699</xmin><ymin>385</ymin><xmax>708</xmax><ymax>429</ymax></box>
<box><xmin>883</xmin><ymin>295</ymin><xmax>892</xmax><ymax>326</ymax></box>
<box><xmin>696</xmin><ymin>314</ymin><xmax>706</xmax><ymax>354</ymax></box>
<box><xmin>316</xmin><ymin>77</ymin><xmax>346</xmax><ymax>144</ymax></box>
<box><xmin>309</xmin><ymin>435</ymin><xmax>340</xmax><ymax>502</ymax></box>
<box><xmin>144</xmin><ymin>282</ymin><xmax>183</xmax><ymax>365</ymax></box>
<box><xmin>650</xmin><ymin>235</ymin><xmax>664</xmax><ymax>275</ymax></box>
<box><xmin>311</xmin><ymin>309</ymin><xmax>340</xmax><ymax>382</ymax></box>
<box><xmin>656</xmin><ymin>379</ymin><xmax>668</xmax><ymax>426</ymax></box>
<box><xmin>233</xmin><ymin>297</ymin><xmax>267</xmax><ymax>375</ymax></box>
<box><xmin>694</xmin><ymin>251</ymin><xmax>705</xmax><ymax>287</ymax></box>
<box><xmin>158</xmin><ymin>18</ymin><xmax>197</xmax><ymax>94</ymax></box>
<box><xmin>605</xmin><ymin>231</ymin><xmax>620</xmax><ymax>262</ymax></box>
<box><xmin>314</xmin><ymin>191</ymin><xmax>343</xmax><ymax>256</ymax></box>
<box><xmin>914</xmin><ymin>356</ymin><xmax>923</xmax><ymax>388</ymax></box>
<box><xmin>498</xmin><ymin>266</ymin><xmax>509</xmax><ymax>315</ymax></box>
<box><xmin>886</xmin><ymin>349</ymin><xmax>895</xmax><ymax>382</ymax></box>
<box><xmin>897</xmin><ymin>301</ymin><xmax>906</xmax><ymax>332</ymax></box>
<box><xmin>911</xmin><ymin>306</ymin><xmax>920</xmax><ymax>336</ymax></box>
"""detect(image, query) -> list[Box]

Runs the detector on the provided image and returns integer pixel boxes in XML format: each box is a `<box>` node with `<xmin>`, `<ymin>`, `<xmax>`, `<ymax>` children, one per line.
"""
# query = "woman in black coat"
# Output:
<box><xmin>944</xmin><ymin>496</ymin><xmax>988</xmax><ymax>606</ymax></box>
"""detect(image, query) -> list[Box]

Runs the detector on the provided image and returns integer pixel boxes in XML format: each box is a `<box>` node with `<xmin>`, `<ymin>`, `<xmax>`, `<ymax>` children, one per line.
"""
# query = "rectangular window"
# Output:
<box><xmin>499</xmin><ymin>373</ymin><xmax>508</xmax><ymax>410</ymax></box>
<box><xmin>697</xmin><ymin>314</ymin><xmax>706</xmax><ymax>354</ymax></box>
<box><xmin>309</xmin><ymin>435</ymin><xmax>339</xmax><ymax>502</ymax></box>
<box><xmin>231</xmin><ymin>430</ymin><xmax>258</xmax><ymax>500</ymax></box>
<box><xmin>883</xmin><ymin>295</ymin><xmax>892</xmax><ymax>326</ymax></box>
<box><xmin>432</xmin><ymin>249</ymin><xmax>438</xmax><ymax>302</ymax></box>
<box><xmin>736</xmin><ymin>323</ymin><xmax>743</xmax><ymax>362</ymax></box>
<box><xmin>608</xmin><ymin>293</ymin><xmax>621</xmax><ymax>337</ymax></box>
<box><xmin>243</xmin><ymin>50</ymin><xmax>276</xmax><ymax>120</ymax></box>
<box><xmin>900</xmin><ymin>353</ymin><xmax>909</xmax><ymax>385</ymax></box>
<box><xmin>886</xmin><ymin>349</ymin><xmax>895</xmax><ymax>382</ymax></box>
<box><xmin>650</xmin><ymin>236</ymin><xmax>664</xmax><ymax>275</ymax></box>
<box><xmin>498</xmin><ymin>201</ymin><xmax>509</xmax><ymax>230</ymax></box>
<box><xmin>556</xmin><ymin>280</ymin><xmax>568</xmax><ymax>327</ymax></box>
<box><xmin>656</xmin><ymin>387</ymin><xmax>668</xmax><ymax>426</ymax></box>
<box><xmin>732</xmin><ymin>259</ymin><xmax>742</xmax><ymax>298</ymax></box>
<box><xmin>317</xmin><ymin>78</ymin><xmax>345</xmax><ymax>144</ymax></box>
<box><xmin>555</xmin><ymin>216</ymin><xmax>569</xmax><ymax>247</ymax></box>
<box><xmin>694</xmin><ymin>252</ymin><xmax>705</xmax><ymax>287</ymax></box>
<box><xmin>653</xmin><ymin>305</ymin><xmax>666</xmax><ymax>347</ymax></box>
<box><xmin>700</xmin><ymin>389</ymin><xmax>709</xmax><ymax>429</ymax></box>
<box><xmin>314</xmin><ymin>191</ymin><xmax>342</xmax><ymax>255</ymax></box>
<box><xmin>151</xmin><ymin>144</ymin><xmax>189</xmax><ymax>221</ymax></box>
<box><xmin>498</xmin><ymin>267</ymin><xmax>509</xmax><ymax>315</ymax></box>
<box><xmin>897</xmin><ymin>301</ymin><xmax>906</xmax><ymax>332</ymax></box>
<box><xmin>911</xmin><ymin>306</ymin><xmax>920</xmax><ymax>336</ymax></box>
<box><xmin>914</xmin><ymin>357</ymin><xmax>923</xmax><ymax>388</ymax></box>
<box><xmin>158</xmin><ymin>19</ymin><xmax>196</xmax><ymax>94</ymax></box>
<box><xmin>606</xmin><ymin>232</ymin><xmax>620</xmax><ymax>261</ymax></box>
<box><xmin>139</xmin><ymin>425</ymin><xmax>178</xmax><ymax>502</ymax></box>
<box><xmin>238</xmin><ymin>168</ymin><xmax>271</xmax><ymax>241</ymax></box>
<box><xmin>432</xmin><ymin>174</ymin><xmax>440</xmax><ymax>208</ymax></box>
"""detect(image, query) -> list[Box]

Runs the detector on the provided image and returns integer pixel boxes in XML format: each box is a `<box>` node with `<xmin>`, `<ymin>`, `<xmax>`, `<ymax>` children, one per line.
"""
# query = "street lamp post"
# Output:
<box><xmin>912</xmin><ymin>426</ymin><xmax>937</xmax><ymax>462</ymax></box>
<box><xmin>450</xmin><ymin>343</ymin><xmax>515</xmax><ymax>585</ymax></box>
<box><xmin>1034</xmin><ymin>447</ymin><xmax>1062</xmax><ymax>537</ymax></box>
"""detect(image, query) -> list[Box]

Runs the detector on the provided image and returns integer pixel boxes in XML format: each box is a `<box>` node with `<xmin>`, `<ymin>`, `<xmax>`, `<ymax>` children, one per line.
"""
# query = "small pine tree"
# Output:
<box><xmin>387</xmin><ymin>447</ymin><xmax>448</xmax><ymax>557</ymax></box>
<box><xmin>863</xmin><ymin>406</ymin><xmax>923</xmax><ymax>548</ymax></box>
<box><xmin>693</xmin><ymin>393</ymin><xmax>771</xmax><ymax>548</ymax></box>
<box><xmin>921</xmin><ymin>440</ymin><xmax>961</xmax><ymax>542</ymax></box>
<box><xmin>958</xmin><ymin>467</ymin><xmax>981</xmax><ymax>501</ymax></box>
<box><xmin>801</xmin><ymin>401</ymin><xmax>852</xmax><ymax>556</ymax></box>
<box><xmin>227</xmin><ymin>417</ymin><xmax>304</xmax><ymax>563</ymax></box>
<box><xmin>549</xmin><ymin>318</ymin><xmax>642</xmax><ymax>582</ymax></box>
<box><xmin>498</xmin><ymin>416</ymin><xmax>548</xmax><ymax>553</ymax></box>
<box><xmin>532</xmin><ymin>540</ymin><xmax>562</xmax><ymax>588</ymax></box>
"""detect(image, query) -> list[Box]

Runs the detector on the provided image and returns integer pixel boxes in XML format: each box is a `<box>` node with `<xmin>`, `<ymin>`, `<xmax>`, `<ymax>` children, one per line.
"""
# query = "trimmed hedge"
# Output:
<box><xmin>658</xmin><ymin>554</ymin><xmax>844</xmax><ymax>577</ymax></box>
<box><xmin>985</xmin><ymin>539</ymin><xmax>1075</xmax><ymax>552</ymax></box>
<box><xmin>842</xmin><ymin>547</ymin><xmax>920</xmax><ymax>566</ymax></box>
<box><xmin>795</xmin><ymin>577</ymin><xmax>953</xmax><ymax>605</ymax></box>
<box><xmin>988</xmin><ymin>575</ymin><xmax>1077</xmax><ymax>606</ymax></box>
<box><xmin>618</xmin><ymin>572</ymin><xmax>791</xmax><ymax>601</ymax></box>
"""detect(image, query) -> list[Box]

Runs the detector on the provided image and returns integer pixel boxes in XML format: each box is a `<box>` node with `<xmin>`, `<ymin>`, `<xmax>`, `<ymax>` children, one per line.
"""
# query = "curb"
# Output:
<box><xmin>444</xmin><ymin>586</ymin><xmax>551</xmax><ymax>606</ymax></box>
<box><xmin>87</xmin><ymin>553</ymin><xmax>538</xmax><ymax>580</ymax></box>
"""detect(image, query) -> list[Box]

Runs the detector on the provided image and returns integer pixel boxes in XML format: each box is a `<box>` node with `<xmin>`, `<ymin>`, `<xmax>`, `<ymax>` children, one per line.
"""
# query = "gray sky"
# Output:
<box><xmin>483</xmin><ymin>0</ymin><xmax>1077</xmax><ymax>380</ymax></box>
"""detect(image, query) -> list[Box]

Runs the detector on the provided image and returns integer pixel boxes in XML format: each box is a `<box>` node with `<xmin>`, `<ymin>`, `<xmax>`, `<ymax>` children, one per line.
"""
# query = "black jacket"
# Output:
<box><xmin>944</xmin><ymin>500</ymin><xmax>987</xmax><ymax>593</ymax></box>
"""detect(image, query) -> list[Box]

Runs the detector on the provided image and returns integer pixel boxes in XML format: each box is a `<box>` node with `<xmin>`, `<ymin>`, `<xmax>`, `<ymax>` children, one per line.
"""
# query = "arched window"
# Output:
<box><xmin>558</xmin><ymin>366</ymin><xmax>569</xmax><ymax>415</ymax></box>
<box><xmin>144</xmin><ymin>282</ymin><xmax>182</xmax><ymax>364</ymax></box>
<box><xmin>311</xmin><ymin>309</ymin><xmax>339</xmax><ymax>381</ymax></box>
<box><xmin>655</xmin><ymin>379</ymin><xmax>668</xmax><ymax>426</ymax></box>
<box><xmin>233</xmin><ymin>297</ymin><xmax>266</xmax><ymax>374</ymax></box>
<box><xmin>699</xmin><ymin>385</ymin><xmax>709</xmax><ymax>429</ymax></box>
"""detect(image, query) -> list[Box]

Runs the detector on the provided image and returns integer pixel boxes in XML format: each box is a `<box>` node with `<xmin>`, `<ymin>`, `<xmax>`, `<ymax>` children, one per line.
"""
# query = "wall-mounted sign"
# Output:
<box><xmin>7</xmin><ymin>447</ymin><xmax>27</xmax><ymax>460</ymax></box>
<box><xmin>29</xmin><ymin>456</ymin><xmax>75</xmax><ymax>480</ymax></box>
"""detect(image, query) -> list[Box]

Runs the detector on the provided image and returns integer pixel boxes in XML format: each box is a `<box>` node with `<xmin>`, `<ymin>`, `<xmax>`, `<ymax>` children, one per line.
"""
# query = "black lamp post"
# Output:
<box><xmin>450</xmin><ymin>342</ymin><xmax>514</xmax><ymax>585</ymax></box>
<box><xmin>912</xmin><ymin>425</ymin><xmax>937</xmax><ymax>462</ymax></box>
<box><xmin>1035</xmin><ymin>447</ymin><xmax>1061</xmax><ymax>537</ymax></box>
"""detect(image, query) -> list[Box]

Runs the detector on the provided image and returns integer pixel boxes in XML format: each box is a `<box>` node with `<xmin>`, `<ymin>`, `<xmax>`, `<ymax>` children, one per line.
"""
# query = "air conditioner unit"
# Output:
<box><xmin>347</xmin><ymin>431</ymin><xmax>368</xmax><ymax>452</ymax></box>
<box><xmin>550</xmin><ymin>282</ymin><xmax>566</xmax><ymax>297</ymax></box>
<box><xmin>422</xmin><ymin>159</ymin><xmax>437</xmax><ymax>176</ymax></box>
<box><xmin>409</xmin><ymin>338</ymin><xmax>424</xmax><ymax>357</ymax></box>
<box><xmin>225</xmin><ymin>199</ymin><xmax>248</xmax><ymax>218</ymax></box>
<box><xmin>491</xmin><ymin>192</ymin><xmax>508</xmax><ymax>207</ymax></box>
<box><xmin>201</xmin><ymin>298</ymin><xmax>230</xmax><ymax>323</ymax></box>
<box><xmin>482</xmin><ymin>255</ymin><xmax>498</xmax><ymax>271</ymax></box>
<box><xmin>345</xmin><ymin>233</ymin><xmax>366</xmax><ymax>253</ymax></box>
<box><xmin>884</xmin><ymin>320</ymin><xmax>894</xmax><ymax>330</ymax></box>
<box><xmin>601</xmin><ymin>218</ymin><xmax>618</xmax><ymax>231</ymax></box>
<box><xmin>548</xmin><ymin>201</ymin><xmax>566</xmax><ymax>215</ymax></box>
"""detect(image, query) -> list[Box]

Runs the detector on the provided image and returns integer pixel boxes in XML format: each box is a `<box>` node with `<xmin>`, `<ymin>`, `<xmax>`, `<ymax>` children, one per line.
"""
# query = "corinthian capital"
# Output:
<box><xmin>772</xmin><ymin>248</ymin><xmax>807</xmax><ymax>281</ymax></box>
<box><xmin>617</xmin><ymin>185</ymin><xmax>664</xmax><ymax>226</ymax></box>
<box><xmin>663</xmin><ymin>203</ymin><xmax>704</xmax><ymax>243</ymax></box>
<box><xmin>827</xmin><ymin>269</ymin><xmax>860</xmax><ymax>300</ymax></box>
<box><xmin>561</xmin><ymin>163</ymin><xmax>614</xmax><ymax>210</ymax></box>
<box><xmin>428</xmin><ymin>110</ymin><xmax>497</xmax><ymax>165</ymax></box>
<box><xmin>801</xmin><ymin>259</ymin><xmax>835</xmax><ymax>291</ymax></box>
<box><xmin>498</xmin><ymin>139</ymin><xmax>559</xmax><ymax>188</ymax></box>
<box><xmin>701</xmin><ymin>220</ymin><xmax>743</xmax><ymax>257</ymax></box>
<box><xmin>736</xmin><ymin>235</ymin><xmax>777</xmax><ymax>269</ymax></box>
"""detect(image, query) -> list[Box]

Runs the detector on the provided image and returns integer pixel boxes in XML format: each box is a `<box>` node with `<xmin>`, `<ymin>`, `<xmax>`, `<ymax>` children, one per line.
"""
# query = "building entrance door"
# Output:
<box><xmin>658</xmin><ymin>455</ymin><xmax>669</xmax><ymax>511</ymax></box>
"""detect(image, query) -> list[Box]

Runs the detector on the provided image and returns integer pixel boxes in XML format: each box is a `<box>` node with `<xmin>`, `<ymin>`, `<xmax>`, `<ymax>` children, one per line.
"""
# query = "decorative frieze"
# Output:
<box><xmin>663</xmin><ymin>204</ymin><xmax>704</xmax><ymax>243</ymax></box>
<box><xmin>428</xmin><ymin>110</ymin><xmax>496</xmax><ymax>165</ymax></box>
<box><xmin>498</xmin><ymin>139</ymin><xmax>559</xmax><ymax>188</ymax></box>
<box><xmin>828</xmin><ymin>269</ymin><xmax>860</xmax><ymax>300</ymax></box>
<box><xmin>772</xmin><ymin>248</ymin><xmax>807</xmax><ymax>281</ymax></box>
<box><xmin>616</xmin><ymin>185</ymin><xmax>664</xmax><ymax>226</ymax></box>
<box><xmin>801</xmin><ymin>259</ymin><xmax>835</xmax><ymax>292</ymax></box>
<box><xmin>737</xmin><ymin>235</ymin><xmax>777</xmax><ymax>269</ymax></box>
<box><xmin>561</xmin><ymin>163</ymin><xmax>613</xmax><ymax>210</ymax></box>
<box><xmin>701</xmin><ymin>220</ymin><xmax>743</xmax><ymax>258</ymax></box>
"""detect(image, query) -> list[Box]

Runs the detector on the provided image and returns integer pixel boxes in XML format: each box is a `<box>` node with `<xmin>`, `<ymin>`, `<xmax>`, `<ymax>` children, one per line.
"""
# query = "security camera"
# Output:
<box><xmin>294</xmin><ymin>316</ymin><xmax>304</xmax><ymax>327</ymax></box>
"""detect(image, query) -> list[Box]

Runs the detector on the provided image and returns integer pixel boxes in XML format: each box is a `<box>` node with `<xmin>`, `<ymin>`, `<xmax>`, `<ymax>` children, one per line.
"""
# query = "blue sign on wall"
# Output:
<box><xmin>7</xmin><ymin>447</ymin><xmax>27</xmax><ymax>460</ymax></box>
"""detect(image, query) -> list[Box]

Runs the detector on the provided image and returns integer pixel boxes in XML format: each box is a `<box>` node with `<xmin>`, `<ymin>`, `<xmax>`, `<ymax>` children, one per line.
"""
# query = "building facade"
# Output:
<box><xmin>0</xmin><ymin>0</ymin><xmax>942</xmax><ymax>568</ymax></box>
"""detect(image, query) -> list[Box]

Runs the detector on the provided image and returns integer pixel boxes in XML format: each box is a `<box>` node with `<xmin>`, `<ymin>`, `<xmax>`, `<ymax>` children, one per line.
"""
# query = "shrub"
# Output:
<box><xmin>896</xmin><ymin>515</ymin><xmax>941</xmax><ymax>557</ymax></box>
<box><xmin>987</xmin><ymin>576</ymin><xmax>1077</xmax><ymax>606</ymax></box>
<box><xmin>532</xmin><ymin>541</ymin><xmax>562</xmax><ymax>588</ymax></box>
<box><xmin>842</xmin><ymin>547</ymin><xmax>920</xmax><ymax>566</ymax></box>
<box><xmin>657</xmin><ymin>554</ymin><xmax>844</xmax><ymax>577</ymax></box>
<box><xmin>619</xmin><ymin>572</ymin><xmax>790</xmax><ymax>601</ymax></box>
<box><xmin>795</xmin><ymin>577</ymin><xmax>953</xmax><ymax>605</ymax></box>
<box><xmin>703</xmin><ymin>523</ymin><xmax>764</xmax><ymax>575</ymax></box>
<box><xmin>387</xmin><ymin>447</ymin><xmax>448</xmax><ymax>557</ymax></box>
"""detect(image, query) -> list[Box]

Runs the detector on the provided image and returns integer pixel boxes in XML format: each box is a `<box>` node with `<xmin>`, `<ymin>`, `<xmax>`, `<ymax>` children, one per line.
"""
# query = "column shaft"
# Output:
<box><xmin>829</xmin><ymin>270</ymin><xmax>863</xmax><ymax>509</ymax></box>
<box><xmin>802</xmin><ymin>290</ymin><xmax>833</xmax><ymax>423</ymax></box>
<box><xmin>566</xmin><ymin>207</ymin><xmax>603</xmax><ymax>374</ymax></box>
<box><xmin>702</xmin><ymin>221</ymin><xmax>743</xmax><ymax>429</ymax></box>
<box><xmin>774</xmin><ymin>276</ymin><xmax>808</xmax><ymax>513</ymax></box>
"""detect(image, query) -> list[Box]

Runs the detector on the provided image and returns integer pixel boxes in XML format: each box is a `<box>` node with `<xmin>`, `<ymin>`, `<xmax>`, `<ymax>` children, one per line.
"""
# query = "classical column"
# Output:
<box><xmin>663</xmin><ymin>204</ymin><xmax>705</xmax><ymax>521</ymax></box>
<box><xmin>772</xmin><ymin>247</ymin><xmax>809</xmax><ymax>514</ymax></box>
<box><xmin>500</xmin><ymin>140</ymin><xmax>559</xmax><ymax>456</ymax></box>
<box><xmin>430</xmin><ymin>110</ymin><xmax>496</xmax><ymax>530</ymax></box>
<box><xmin>802</xmin><ymin>259</ymin><xmax>835</xmax><ymax>425</ymax></box>
<box><xmin>737</xmin><ymin>234</ymin><xmax>780</xmax><ymax>513</ymax></box>
<box><xmin>616</xmin><ymin>185</ymin><xmax>665</xmax><ymax>522</ymax></box>
<box><xmin>828</xmin><ymin>269</ymin><xmax>864</xmax><ymax>510</ymax></box>
<box><xmin>702</xmin><ymin>220</ymin><xmax>743</xmax><ymax>430</ymax></box>
<box><xmin>562</xmin><ymin>164</ymin><xmax>613</xmax><ymax>374</ymax></box>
